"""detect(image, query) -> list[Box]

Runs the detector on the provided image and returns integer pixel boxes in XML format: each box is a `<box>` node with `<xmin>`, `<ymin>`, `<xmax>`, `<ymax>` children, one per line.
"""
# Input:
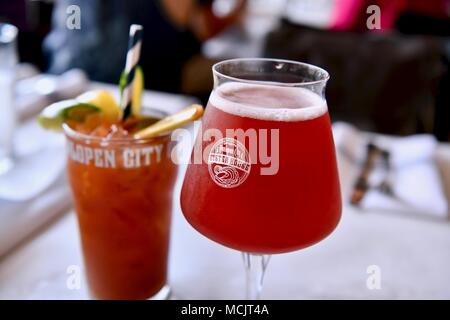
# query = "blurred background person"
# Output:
<box><xmin>43</xmin><ymin>0</ymin><xmax>245</xmax><ymax>93</ymax></box>
<box><xmin>0</xmin><ymin>0</ymin><xmax>448</xmax><ymax>139</ymax></box>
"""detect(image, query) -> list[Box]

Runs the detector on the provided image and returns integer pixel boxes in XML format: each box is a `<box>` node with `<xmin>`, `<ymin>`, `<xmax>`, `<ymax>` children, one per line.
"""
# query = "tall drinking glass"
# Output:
<box><xmin>0</xmin><ymin>23</ymin><xmax>18</xmax><ymax>174</ymax></box>
<box><xmin>64</xmin><ymin>123</ymin><xmax>178</xmax><ymax>300</ymax></box>
<box><xmin>180</xmin><ymin>58</ymin><xmax>342</xmax><ymax>299</ymax></box>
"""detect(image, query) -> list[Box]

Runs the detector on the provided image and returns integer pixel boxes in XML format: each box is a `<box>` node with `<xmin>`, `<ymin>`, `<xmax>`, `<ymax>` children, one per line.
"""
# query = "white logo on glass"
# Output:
<box><xmin>208</xmin><ymin>138</ymin><xmax>251</xmax><ymax>188</ymax></box>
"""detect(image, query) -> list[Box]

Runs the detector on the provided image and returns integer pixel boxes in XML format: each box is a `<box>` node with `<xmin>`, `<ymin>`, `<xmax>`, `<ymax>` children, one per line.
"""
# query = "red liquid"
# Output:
<box><xmin>181</xmin><ymin>84</ymin><xmax>341</xmax><ymax>254</ymax></box>
<box><xmin>66</xmin><ymin>123</ymin><xmax>177</xmax><ymax>299</ymax></box>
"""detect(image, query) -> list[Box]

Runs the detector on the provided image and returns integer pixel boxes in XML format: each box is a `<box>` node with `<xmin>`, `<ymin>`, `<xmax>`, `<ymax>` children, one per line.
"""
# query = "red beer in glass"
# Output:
<box><xmin>180</xmin><ymin>58</ymin><xmax>341</xmax><ymax>298</ymax></box>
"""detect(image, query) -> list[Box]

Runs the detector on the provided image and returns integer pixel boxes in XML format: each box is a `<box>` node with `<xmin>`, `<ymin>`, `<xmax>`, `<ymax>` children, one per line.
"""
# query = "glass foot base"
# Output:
<box><xmin>148</xmin><ymin>284</ymin><xmax>172</xmax><ymax>300</ymax></box>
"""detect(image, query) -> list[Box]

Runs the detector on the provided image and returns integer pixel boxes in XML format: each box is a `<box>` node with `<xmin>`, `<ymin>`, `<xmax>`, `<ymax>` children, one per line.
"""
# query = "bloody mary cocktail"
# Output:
<box><xmin>64</xmin><ymin>122</ymin><xmax>177</xmax><ymax>300</ymax></box>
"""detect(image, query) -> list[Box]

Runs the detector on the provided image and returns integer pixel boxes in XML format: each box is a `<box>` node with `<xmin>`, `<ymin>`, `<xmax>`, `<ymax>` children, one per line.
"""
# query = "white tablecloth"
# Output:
<box><xmin>0</xmin><ymin>85</ymin><xmax>449</xmax><ymax>299</ymax></box>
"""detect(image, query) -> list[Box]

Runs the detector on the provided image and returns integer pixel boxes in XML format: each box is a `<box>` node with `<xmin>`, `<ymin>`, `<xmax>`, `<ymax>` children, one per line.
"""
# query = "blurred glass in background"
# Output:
<box><xmin>0</xmin><ymin>23</ymin><xmax>18</xmax><ymax>175</ymax></box>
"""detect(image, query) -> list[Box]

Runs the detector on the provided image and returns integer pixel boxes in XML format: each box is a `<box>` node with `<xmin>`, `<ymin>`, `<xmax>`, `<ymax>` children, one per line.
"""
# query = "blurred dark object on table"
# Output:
<box><xmin>395</xmin><ymin>9</ymin><xmax>450</xmax><ymax>142</ymax></box>
<box><xmin>0</xmin><ymin>0</ymin><xmax>53</xmax><ymax>70</ymax></box>
<box><xmin>265</xmin><ymin>0</ymin><xmax>450</xmax><ymax>141</ymax></box>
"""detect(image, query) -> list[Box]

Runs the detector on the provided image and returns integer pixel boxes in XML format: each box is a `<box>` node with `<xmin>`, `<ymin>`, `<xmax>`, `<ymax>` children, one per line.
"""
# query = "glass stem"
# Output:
<box><xmin>242</xmin><ymin>253</ymin><xmax>271</xmax><ymax>300</ymax></box>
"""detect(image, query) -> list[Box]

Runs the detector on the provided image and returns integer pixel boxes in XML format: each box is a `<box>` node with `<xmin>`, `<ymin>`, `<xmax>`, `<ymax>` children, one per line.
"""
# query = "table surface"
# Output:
<box><xmin>1</xmin><ymin>86</ymin><xmax>449</xmax><ymax>300</ymax></box>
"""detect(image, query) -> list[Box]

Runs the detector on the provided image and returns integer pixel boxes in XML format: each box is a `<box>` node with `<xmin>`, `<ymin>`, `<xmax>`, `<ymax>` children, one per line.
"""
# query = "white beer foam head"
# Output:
<box><xmin>209</xmin><ymin>82</ymin><xmax>327</xmax><ymax>122</ymax></box>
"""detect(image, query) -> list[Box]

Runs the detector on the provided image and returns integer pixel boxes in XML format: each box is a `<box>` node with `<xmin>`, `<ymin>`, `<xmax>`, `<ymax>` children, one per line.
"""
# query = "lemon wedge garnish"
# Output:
<box><xmin>76</xmin><ymin>90</ymin><xmax>122</xmax><ymax>123</ymax></box>
<box><xmin>134</xmin><ymin>104</ymin><xmax>204</xmax><ymax>138</ymax></box>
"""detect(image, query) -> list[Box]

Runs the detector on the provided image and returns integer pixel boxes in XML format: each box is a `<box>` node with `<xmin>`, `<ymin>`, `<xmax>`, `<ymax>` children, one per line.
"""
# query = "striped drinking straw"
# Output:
<box><xmin>121</xmin><ymin>24</ymin><xmax>143</xmax><ymax>120</ymax></box>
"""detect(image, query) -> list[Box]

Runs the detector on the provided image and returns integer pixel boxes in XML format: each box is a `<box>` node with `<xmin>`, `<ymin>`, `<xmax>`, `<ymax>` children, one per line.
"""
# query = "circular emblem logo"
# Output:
<box><xmin>208</xmin><ymin>138</ymin><xmax>251</xmax><ymax>188</ymax></box>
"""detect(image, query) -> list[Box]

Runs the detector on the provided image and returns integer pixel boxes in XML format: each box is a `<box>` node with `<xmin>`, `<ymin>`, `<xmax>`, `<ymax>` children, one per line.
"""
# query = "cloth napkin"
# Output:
<box><xmin>0</xmin><ymin>118</ymin><xmax>71</xmax><ymax>257</ymax></box>
<box><xmin>0</xmin><ymin>176</ymin><xmax>71</xmax><ymax>257</ymax></box>
<box><xmin>333</xmin><ymin>122</ymin><xmax>449</xmax><ymax>219</ymax></box>
<box><xmin>0</xmin><ymin>146</ymin><xmax>66</xmax><ymax>201</ymax></box>
<box><xmin>0</xmin><ymin>70</ymin><xmax>84</xmax><ymax>256</ymax></box>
